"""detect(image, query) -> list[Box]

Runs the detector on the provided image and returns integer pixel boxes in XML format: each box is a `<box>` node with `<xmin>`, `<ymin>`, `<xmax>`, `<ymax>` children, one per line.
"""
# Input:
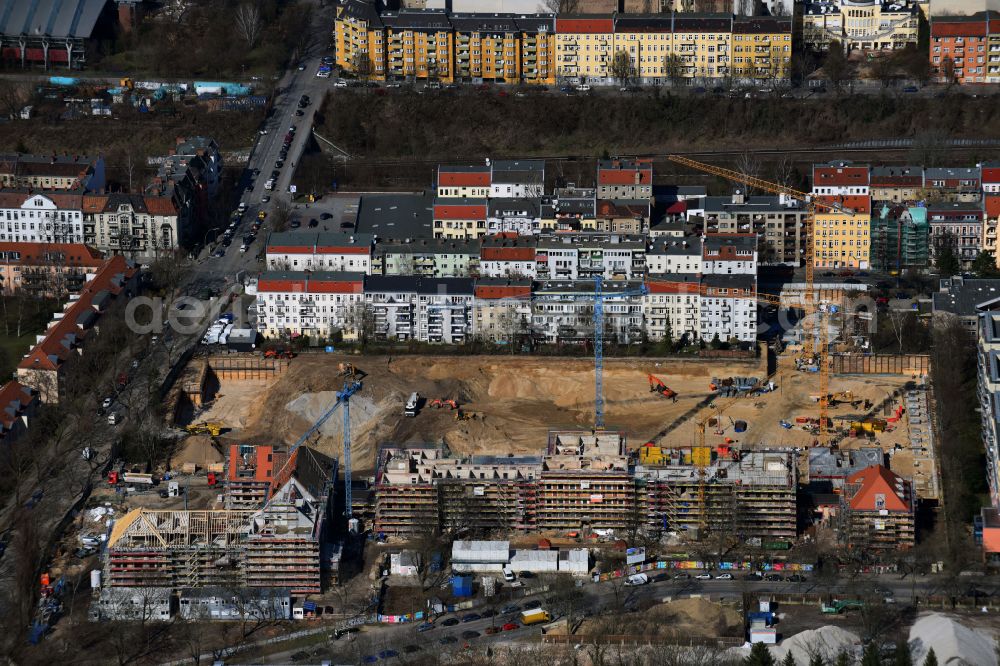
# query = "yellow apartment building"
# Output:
<box><xmin>554</xmin><ymin>15</ymin><xmax>616</xmax><ymax>82</ymax></box>
<box><xmin>383</xmin><ymin>10</ymin><xmax>455</xmax><ymax>82</ymax></box>
<box><xmin>451</xmin><ymin>15</ymin><xmax>522</xmax><ymax>82</ymax></box>
<box><xmin>335</xmin><ymin>0</ymin><xmax>387</xmax><ymax>79</ymax></box>
<box><xmin>610</xmin><ymin>15</ymin><xmax>732</xmax><ymax>83</ymax></box>
<box><xmin>732</xmin><ymin>16</ymin><xmax>791</xmax><ymax>82</ymax></box>
<box><xmin>814</xmin><ymin>199</ymin><xmax>872</xmax><ymax>269</ymax></box>
<box><xmin>802</xmin><ymin>0</ymin><xmax>922</xmax><ymax>52</ymax></box>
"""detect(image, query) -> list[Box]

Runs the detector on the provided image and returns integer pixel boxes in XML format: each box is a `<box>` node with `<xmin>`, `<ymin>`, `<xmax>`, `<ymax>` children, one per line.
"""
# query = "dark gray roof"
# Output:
<box><xmin>648</xmin><ymin>237</ymin><xmax>702</xmax><ymax>255</ymax></box>
<box><xmin>488</xmin><ymin>197</ymin><xmax>542</xmax><ymax>217</ymax></box>
<box><xmin>356</xmin><ymin>193</ymin><xmax>435</xmax><ymax>240</ymax></box>
<box><xmin>491</xmin><ymin>160</ymin><xmax>544</xmax><ymax>184</ymax></box>
<box><xmin>482</xmin><ymin>235</ymin><xmax>538</xmax><ymax>249</ymax></box>
<box><xmin>0</xmin><ymin>0</ymin><xmax>108</xmax><ymax>39</ymax></box>
<box><xmin>259</xmin><ymin>270</ymin><xmax>365</xmax><ymax>282</ymax></box>
<box><xmin>293</xmin><ymin>447</ymin><xmax>337</xmax><ymax>500</ymax></box>
<box><xmin>474</xmin><ymin>277</ymin><xmax>533</xmax><ymax>287</ymax></box>
<box><xmin>449</xmin><ymin>13</ymin><xmax>519</xmax><ymax>31</ymax></box>
<box><xmin>534</xmin><ymin>279</ymin><xmax>644</xmax><ymax>295</ymax></box>
<box><xmin>699</xmin><ymin>195</ymin><xmax>804</xmax><ymax>214</ymax></box>
<box><xmin>702</xmin><ymin>274</ymin><xmax>756</xmax><ymax>289</ymax></box>
<box><xmin>375</xmin><ymin>237</ymin><xmax>481</xmax><ymax>254</ymax></box>
<box><xmin>267</xmin><ymin>231</ymin><xmax>374</xmax><ymax>249</ymax></box>
<box><xmin>704</xmin><ymin>234</ymin><xmax>756</xmax><ymax>253</ymax></box>
<box><xmin>340</xmin><ymin>0</ymin><xmax>383</xmax><ymax>25</ymax></box>
<box><xmin>648</xmin><ymin>273</ymin><xmax>700</xmax><ymax>284</ymax></box>
<box><xmin>514</xmin><ymin>15</ymin><xmax>555</xmax><ymax>32</ymax></box>
<box><xmin>933</xmin><ymin>277</ymin><xmax>1000</xmax><ymax>317</ymax></box>
<box><xmin>382</xmin><ymin>8</ymin><xmax>452</xmax><ymax>30</ymax></box>
<box><xmin>365</xmin><ymin>275</ymin><xmax>474</xmax><ymax>295</ymax></box>
<box><xmin>924</xmin><ymin>166</ymin><xmax>980</xmax><ymax>180</ymax></box>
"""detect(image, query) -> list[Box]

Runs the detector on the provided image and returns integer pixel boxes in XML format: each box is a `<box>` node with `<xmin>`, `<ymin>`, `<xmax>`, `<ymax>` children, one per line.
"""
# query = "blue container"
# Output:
<box><xmin>452</xmin><ymin>575</ymin><xmax>472</xmax><ymax>597</ymax></box>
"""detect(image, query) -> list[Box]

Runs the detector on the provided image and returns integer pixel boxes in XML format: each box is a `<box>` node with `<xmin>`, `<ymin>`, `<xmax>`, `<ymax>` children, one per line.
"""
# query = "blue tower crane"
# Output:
<box><xmin>266</xmin><ymin>381</ymin><xmax>363</xmax><ymax>516</ymax></box>
<box><xmin>591</xmin><ymin>275</ymin><xmax>647</xmax><ymax>429</ymax></box>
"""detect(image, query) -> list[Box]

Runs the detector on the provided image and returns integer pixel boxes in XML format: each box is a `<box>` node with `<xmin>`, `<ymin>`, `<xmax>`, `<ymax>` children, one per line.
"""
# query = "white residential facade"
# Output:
<box><xmin>365</xmin><ymin>276</ymin><xmax>474</xmax><ymax>344</ymax></box>
<box><xmin>255</xmin><ymin>271</ymin><xmax>366</xmax><ymax>339</ymax></box>
<box><xmin>265</xmin><ymin>232</ymin><xmax>374</xmax><ymax>274</ymax></box>
<box><xmin>0</xmin><ymin>192</ymin><xmax>85</xmax><ymax>244</ymax></box>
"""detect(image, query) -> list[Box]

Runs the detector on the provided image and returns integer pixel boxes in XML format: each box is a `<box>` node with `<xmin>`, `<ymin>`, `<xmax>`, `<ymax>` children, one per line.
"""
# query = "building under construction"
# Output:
<box><xmin>870</xmin><ymin>203</ymin><xmax>930</xmax><ymax>273</ymax></box>
<box><xmin>373</xmin><ymin>432</ymin><xmax>798</xmax><ymax>540</ymax></box>
<box><xmin>106</xmin><ymin>448</ymin><xmax>337</xmax><ymax>595</ymax></box>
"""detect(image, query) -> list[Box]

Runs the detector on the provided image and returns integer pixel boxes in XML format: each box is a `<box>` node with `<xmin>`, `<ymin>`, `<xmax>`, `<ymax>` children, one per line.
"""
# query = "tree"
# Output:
<box><xmin>893</xmin><ymin>639</ymin><xmax>913</xmax><ymax>666</ymax></box>
<box><xmin>611</xmin><ymin>50</ymin><xmax>635</xmax><ymax>87</ymax></box>
<box><xmin>664</xmin><ymin>53</ymin><xmax>687</xmax><ymax>87</ymax></box>
<box><xmin>0</xmin><ymin>79</ymin><xmax>29</xmax><ymax>119</ymax></box>
<box><xmin>971</xmin><ymin>250</ymin><xmax>1000</xmax><ymax>278</ymax></box>
<box><xmin>835</xmin><ymin>652</ymin><xmax>852</xmax><ymax>666</ymax></box>
<box><xmin>809</xmin><ymin>653</ymin><xmax>826</xmax><ymax>666</ymax></box>
<box><xmin>735</xmin><ymin>151</ymin><xmax>762</xmax><ymax>195</ymax></box>
<box><xmin>922</xmin><ymin>648</ymin><xmax>937</xmax><ymax>666</ymax></box>
<box><xmin>744</xmin><ymin>642</ymin><xmax>777</xmax><ymax>666</ymax></box>
<box><xmin>782</xmin><ymin>653</ymin><xmax>798</xmax><ymax>666</ymax></box>
<box><xmin>862</xmin><ymin>642</ymin><xmax>882</xmax><ymax>666</ymax></box>
<box><xmin>934</xmin><ymin>243</ymin><xmax>960</xmax><ymax>276</ymax></box>
<box><xmin>541</xmin><ymin>0</ymin><xmax>579</xmax><ymax>12</ymax></box>
<box><xmin>351</xmin><ymin>51</ymin><xmax>374</xmax><ymax>81</ymax></box>
<box><xmin>869</xmin><ymin>55</ymin><xmax>896</xmax><ymax>88</ymax></box>
<box><xmin>234</xmin><ymin>3</ymin><xmax>263</xmax><ymax>50</ymax></box>
<box><xmin>823</xmin><ymin>41</ymin><xmax>852</xmax><ymax>93</ymax></box>
<box><xmin>939</xmin><ymin>56</ymin><xmax>956</xmax><ymax>87</ymax></box>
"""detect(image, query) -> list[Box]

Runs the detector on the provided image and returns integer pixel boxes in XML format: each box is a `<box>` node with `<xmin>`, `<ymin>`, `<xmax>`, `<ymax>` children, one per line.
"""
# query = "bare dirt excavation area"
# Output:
<box><xmin>194</xmin><ymin>352</ymin><xmax>923</xmax><ymax>474</ymax></box>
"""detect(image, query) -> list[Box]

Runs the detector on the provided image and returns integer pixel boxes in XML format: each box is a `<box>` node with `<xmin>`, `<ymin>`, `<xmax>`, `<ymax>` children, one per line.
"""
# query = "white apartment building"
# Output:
<box><xmin>473</xmin><ymin>279</ymin><xmax>533</xmax><ymax>343</ymax></box>
<box><xmin>436</xmin><ymin>165</ymin><xmax>491</xmax><ymax>199</ymax></box>
<box><xmin>536</xmin><ymin>234</ymin><xmax>646</xmax><ymax>280</ymax></box>
<box><xmin>365</xmin><ymin>276</ymin><xmax>474</xmax><ymax>343</ymax></box>
<box><xmin>479</xmin><ymin>236</ymin><xmax>538</xmax><ymax>278</ymax></box>
<box><xmin>643</xmin><ymin>276</ymin><xmax>702</xmax><ymax>342</ymax></box>
<box><xmin>647</xmin><ymin>238</ymin><xmax>702</xmax><ymax>275</ymax></box>
<box><xmin>0</xmin><ymin>191</ymin><xmax>85</xmax><ymax>243</ymax></box>
<box><xmin>487</xmin><ymin>198</ymin><xmax>542</xmax><ymax>236</ymax></box>
<box><xmin>265</xmin><ymin>232</ymin><xmax>374</xmax><ymax>274</ymax></box>
<box><xmin>83</xmin><ymin>193</ymin><xmax>181</xmax><ymax>259</ymax></box>
<box><xmin>702</xmin><ymin>233</ymin><xmax>758</xmax><ymax>275</ymax></box>
<box><xmin>530</xmin><ymin>280</ymin><xmax>644</xmax><ymax>344</ymax></box>
<box><xmin>700</xmin><ymin>274</ymin><xmax>758</xmax><ymax>343</ymax></box>
<box><xmin>489</xmin><ymin>160</ymin><xmax>545</xmax><ymax>199</ymax></box>
<box><xmin>256</xmin><ymin>271</ymin><xmax>365</xmax><ymax>339</ymax></box>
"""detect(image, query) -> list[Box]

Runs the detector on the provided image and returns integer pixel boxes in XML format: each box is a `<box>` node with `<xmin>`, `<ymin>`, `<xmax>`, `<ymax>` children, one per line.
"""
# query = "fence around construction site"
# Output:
<box><xmin>830</xmin><ymin>354</ymin><xmax>929</xmax><ymax>376</ymax></box>
<box><xmin>206</xmin><ymin>355</ymin><xmax>291</xmax><ymax>381</ymax></box>
<box><xmin>541</xmin><ymin>633</ymin><xmax>744</xmax><ymax>648</ymax></box>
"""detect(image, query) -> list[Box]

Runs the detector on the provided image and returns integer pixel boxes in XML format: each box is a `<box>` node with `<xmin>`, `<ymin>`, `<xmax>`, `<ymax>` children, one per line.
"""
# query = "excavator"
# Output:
<box><xmin>185</xmin><ymin>422</ymin><xmax>224</xmax><ymax>437</ymax></box>
<box><xmin>338</xmin><ymin>362</ymin><xmax>365</xmax><ymax>379</ymax></box>
<box><xmin>264</xmin><ymin>347</ymin><xmax>296</xmax><ymax>359</ymax></box>
<box><xmin>430</xmin><ymin>398</ymin><xmax>459</xmax><ymax>410</ymax></box>
<box><xmin>648</xmin><ymin>374</ymin><xmax>678</xmax><ymax>402</ymax></box>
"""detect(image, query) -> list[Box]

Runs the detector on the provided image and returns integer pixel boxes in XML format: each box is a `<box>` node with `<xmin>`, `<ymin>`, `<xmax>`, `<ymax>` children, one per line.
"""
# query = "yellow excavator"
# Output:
<box><xmin>185</xmin><ymin>422</ymin><xmax>224</xmax><ymax>437</ymax></box>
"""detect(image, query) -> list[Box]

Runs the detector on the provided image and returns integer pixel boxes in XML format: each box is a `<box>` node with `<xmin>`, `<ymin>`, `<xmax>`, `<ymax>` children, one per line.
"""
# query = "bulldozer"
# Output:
<box><xmin>455</xmin><ymin>409</ymin><xmax>478</xmax><ymax>421</ymax></box>
<box><xmin>430</xmin><ymin>398</ymin><xmax>459</xmax><ymax>410</ymax></box>
<box><xmin>185</xmin><ymin>422</ymin><xmax>224</xmax><ymax>437</ymax></box>
<box><xmin>648</xmin><ymin>374</ymin><xmax>678</xmax><ymax>401</ymax></box>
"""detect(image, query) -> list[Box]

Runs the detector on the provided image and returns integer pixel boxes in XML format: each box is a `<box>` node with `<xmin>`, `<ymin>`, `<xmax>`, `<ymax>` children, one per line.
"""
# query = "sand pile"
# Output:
<box><xmin>908</xmin><ymin>613</ymin><xmax>998</xmax><ymax>666</ymax></box>
<box><xmin>768</xmin><ymin>626</ymin><xmax>861</xmax><ymax>664</ymax></box>
<box><xmin>171</xmin><ymin>436</ymin><xmax>224</xmax><ymax>468</ymax></box>
<box><xmin>646</xmin><ymin>598</ymin><xmax>743</xmax><ymax>637</ymax></box>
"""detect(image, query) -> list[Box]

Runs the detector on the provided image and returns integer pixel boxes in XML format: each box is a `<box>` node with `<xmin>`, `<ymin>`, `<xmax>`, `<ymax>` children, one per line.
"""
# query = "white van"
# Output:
<box><xmin>108</xmin><ymin>412</ymin><xmax>121</xmax><ymax>426</ymax></box>
<box><xmin>503</xmin><ymin>567</ymin><xmax>515</xmax><ymax>582</ymax></box>
<box><xmin>264</xmin><ymin>178</ymin><xmax>275</xmax><ymax>191</ymax></box>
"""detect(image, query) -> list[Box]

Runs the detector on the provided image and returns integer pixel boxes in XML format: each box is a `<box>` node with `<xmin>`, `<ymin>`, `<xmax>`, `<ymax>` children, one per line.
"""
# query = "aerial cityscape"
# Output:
<box><xmin>0</xmin><ymin>0</ymin><xmax>999</xmax><ymax>664</ymax></box>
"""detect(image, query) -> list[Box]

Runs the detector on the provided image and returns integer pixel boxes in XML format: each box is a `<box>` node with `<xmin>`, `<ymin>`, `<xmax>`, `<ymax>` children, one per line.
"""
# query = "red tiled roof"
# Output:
<box><xmin>309</xmin><ymin>278</ymin><xmax>364</xmax><ymax>293</ymax></box>
<box><xmin>0</xmin><ymin>242</ymin><xmax>103</xmax><ymax>266</ymax></box>
<box><xmin>0</xmin><ymin>381</ymin><xmax>34</xmax><ymax>429</ymax></box>
<box><xmin>982</xmin><ymin>167</ymin><xmax>1000</xmax><ymax>184</ymax></box>
<box><xmin>986</xmin><ymin>195</ymin><xmax>1000</xmax><ymax>220</ymax></box>
<box><xmin>645</xmin><ymin>279</ymin><xmax>701</xmax><ymax>294</ymax></box>
<box><xmin>555</xmin><ymin>17</ymin><xmax>614</xmax><ymax>33</ymax></box>
<box><xmin>598</xmin><ymin>167</ymin><xmax>653</xmax><ymax>186</ymax></box>
<box><xmin>257</xmin><ymin>278</ymin><xmax>306</xmax><ymax>293</ymax></box>
<box><xmin>816</xmin><ymin>194</ymin><xmax>871</xmax><ymax>214</ymax></box>
<box><xmin>931</xmin><ymin>20</ymin><xmax>987</xmax><ymax>37</ymax></box>
<box><xmin>846</xmin><ymin>464</ymin><xmax>911</xmax><ymax>512</ymax></box>
<box><xmin>257</xmin><ymin>276</ymin><xmax>363</xmax><ymax>294</ymax></box>
<box><xmin>813</xmin><ymin>166</ymin><xmax>869</xmax><ymax>186</ymax></box>
<box><xmin>0</xmin><ymin>191</ymin><xmax>83</xmax><ymax>210</ymax></box>
<box><xmin>314</xmin><ymin>244</ymin><xmax>370</xmax><ymax>255</ymax></box>
<box><xmin>144</xmin><ymin>196</ymin><xmax>178</xmax><ymax>216</ymax></box>
<box><xmin>439</xmin><ymin>172</ymin><xmax>490</xmax><ymax>187</ymax></box>
<box><xmin>475</xmin><ymin>284</ymin><xmax>532</xmax><ymax>299</ymax></box>
<box><xmin>82</xmin><ymin>195</ymin><xmax>107</xmax><ymax>213</ymax></box>
<box><xmin>18</xmin><ymin>256</ymin><xmax>136</xmax><ymax>373</ymax></box>
<box><xmin>434</xmin><ymin>204</ymin><xmax>487</xmax><ymax>220</ymax></box>
<box><xmin>481</xmin><ymin>246</ymin><xmax>535</xmax><ymax>261</ymax></box>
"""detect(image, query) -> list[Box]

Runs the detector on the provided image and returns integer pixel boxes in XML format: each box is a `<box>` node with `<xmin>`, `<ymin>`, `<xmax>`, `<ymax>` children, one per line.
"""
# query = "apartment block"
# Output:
<box><xmin>434</xmin><ymin>199</ymin><xmax>489</xmax><ymax>238</ymax></box>
<box><xmin>487</xmin><ymin>198</ymin><xmax>542</xmax><ymax>235</ymax></box>
<box><xmin>870</xmin><ymin>203</ymin><xmax>930</xmax><ymax>273</ymax></box>
<box><xmin>812</xmin><ymin>160</ymin><xmax>870</xmax><ymax>197</ymax></box>
<box><xmin>802</xmin><ymin>0</ymin><xmax>922</xmax><ymax>53</ymax></box>
<box><xmin>635</xmin><ymin>449</ymin><xmax>797</xmax><ymax>539</ymax></box>
<box><xmin>490</xmin><ymin>160</ymin><xmax>546</xmax><ymax>198</ymax></box>
<box><xmin>841</xmin><ymin>464</ymin><xmax>915</xmax><ymax>550</ymax></box>
<box><xmin>870</xmin><ymin>166</ymin><xmax>923</xmax><ymax>203</ymax></box>
<box><xmin>0</xmin><ymin>191</ymin><xmax>84</xmax><ymax>244</ymax></box>
<box><xmin>374</xmin><ymin>434</ymin><xmax>798</xmax><ymax>540</ymax></box>
<box><xmin>336</xmin><ymin>0</ymin><xmax>388</xmax><ymax>79</ymax></box>
<box><xmin>0</xmin><ymin>242</ymin><xmax>103</xmax><ymax>297</ymax></box>
<box><xmin>701</xmin><ymin>274</ymin><xmax>758</xmax><ymax>343</ymax></box>
<box><xmin>930</xmin><ymin>11</ymin><xmax>1000</xmax><ymax>84</ymax></box>
<box><xmin>595</xmin><ymin>199</ymin><xmax>649</xmax><ymax>234</ymax></box>
<box><xmin>731</xmin><ymin>16</ymin><xmax>792</xmax><ymax>82</ymax></box>
<box><xmin>451</xmin><ymin>14</ymin><xmax>522</xmax><ymax>83</ymax></box>
<box><xmin>106</xmin><ymin>447</ymin><xmax>336</xmax><ymax>595</ymax></box>
<box><xmin>536</xmin><ymin>234</ymin><xmax>646</xmax><ymax>280</ymax></box>
<box><xmin>82</xmin><ymin>193</ymin><xmax>182</xmax><ymax>259</ymax></box>
<box><xmin>372</xmin><ymin>237</ymin><xmax>480</xmax><ymax>277</ymax></box>
<box><xmin>265</xmin><ymin>232</ymin><xmax>374</xmax><ymax>273</ymax></box>
<box><xmin>255</xmin><ymin>271</ymin><xmax>365</xmax><ymax>339</ymax></box>
<box><xmin>596</xmin><ymin>159</ymin><xmax>653</xmax><ymax>200</ymax></box>
<box><xmin>0</xmin><ymin>153</ymin><xmax>105</xmax><ymax>192</ymax></box>
<box><xmin>978</xmin><ymin>312</ymin><xmax>1000</xmax><ymax>509</ymax></box>
<box><xmin>225</xmin><ymin>443</ymin><xmax>289</xmax><ymax>509</ymax></box>
<box><xmin>437</xmin><ymin>164</ymin><xmax>491</xmax><ymax>199</ymax></box>
<box><xmin>0</xmin><ymin>381</ymin><xmax>37</xmax><ymax>444</ymax></box>
<box><xmin>473</xmin><ymin>278</ymin><xmax>532</xmax><ymax>343</ymax></box>
<box><xmin>554</xmin><ymin>15</ymin><xmax>615</xmax><ymax>83</ymax></box>
<box><xmin>365</xmin><ymin>275</ymin><xmax>474</xmax><ymax>343</ymax></box>
<box><xmin>647</xmin><ymin>237</ymin><xmax>702</xmax><ymax>274</ymax></box>
<box><xmin>479</xmin><ymin>235</ymin><xmax>537</xmax><ymax>278</ymax></box>
<box><xmin>17</xmin><ymin>256</ymin><xmax>139</xmax><ymax>403</ymax></box>
<box><xmin>530</xmin><ymin>280</ymin><xmax>644</xmax><ymax>344</ymax></box>
<box><xmin>643</xmin><ymin>275</ymin><xmax>701</xmax><ymax>342</ymax></box>
<box><xmin>692</xmin><ymin>191</ymin><xmax>806</xmax><ymax>266</ymax></box>
<box><xmin>383</xmin><ymin>9</ymin><xmax>455</xmax><ymax>82</ymax></box>
<box><xmin>539</xmin><ymin>188</ymin><xmax>597</xmax><ymax>232</ymax></box>
<box><xmin>923</xmin><ymin>167</ymin><xmax>982</xmax><ymax>202</ymax></box>
<box><xmin>928</xmin><ymin>201</ymin><xmax>984</xmax><ymax>267</ymax></box>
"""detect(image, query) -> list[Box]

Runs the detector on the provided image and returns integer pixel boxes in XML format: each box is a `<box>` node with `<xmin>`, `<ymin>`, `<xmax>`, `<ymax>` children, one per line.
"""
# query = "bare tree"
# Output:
<box><xmin>234</xmin><ymin>3</ymin><xmax>264</xmax><ymax>50</ymax></box>
<box><xmin>351</xmin><ymin>51</ymin><xmax>375</xmax><ymax>82</ymax></box>
<box><xmin>664</xmin><ymin>53</ymin><xmax>686</xmax><ymax>87</ymax></box>
<box><xmin>611</xmin><ymin>50</ymin><xmax>635</xmax><ymax>88</ymax></box>
<box><xmin>734</xmin><ymin>151</ymin><xmax>762</xmax><ymax>196</ymax></box>
<box><xmin>940</xmin><ymin>55</ymin><xmax>957</xmax><ymax>88</ymax></box>
<box><xmin>0</xmin><ymin>79</ymin><xmax>29</xmax><ymax>119</ymax></box>
<box><xmin>541</xmin><ymin>0</ymin><xmax>579</xmax><ymax>12</ymax></box>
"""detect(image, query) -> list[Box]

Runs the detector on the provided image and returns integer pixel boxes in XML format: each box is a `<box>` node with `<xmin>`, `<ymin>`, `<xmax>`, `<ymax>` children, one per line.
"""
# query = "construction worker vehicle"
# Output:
<box><xmin>455</xmin><ymin>409</ymin><xmax>478</xmax><ymax>421</ymax></box>
<box><xmin>263</xmin><ymin>347</ymin><xmax>296</xmax><ymax>359</ymax></box>
<box><xmin>648</xmin><ymin>374</ymin><xmax>678</xmax><ymax>401</ymax></box>
<box><xmin>185</xmin><ymin>422</ymin><xmax>224</xmax><ymax>437</ymax></box>
<box><xmin>821</xmin><ymin>599</ymin><xmax>865</xmax><ymax>614</ymax></box>
<box><xmin>338</xmin><ymin>362</ymin><xmax>364</xmax><ymax>378</ymax></box>
<box><xmin>520</xmin><ymin>609</ymin><xmax>552</xmax><ymax>625</ymax></box>
<box><xmin>430</xmin><ymin>398</ymin><xmax>458</xmax><ymax>410</ymax></box>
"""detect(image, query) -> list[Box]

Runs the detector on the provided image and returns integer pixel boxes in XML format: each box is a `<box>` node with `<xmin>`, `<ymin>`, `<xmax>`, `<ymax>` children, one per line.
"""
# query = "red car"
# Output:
<box><xmin>502</xmin><ymin>622</ymin><xmax>519</xmax><ymax>631</ymax></box>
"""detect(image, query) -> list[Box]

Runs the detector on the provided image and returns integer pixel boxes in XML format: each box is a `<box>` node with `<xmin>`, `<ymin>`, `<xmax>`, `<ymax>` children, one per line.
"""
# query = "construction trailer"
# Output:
<box><xmin>106</xmin><ymin>448</ymin><xmax>337</xmax><ymax>595</ymax></box>
<box><xmin>373</xmin><ymin>432</ymin><xmax>798</xmax><ymax>541</ymax></box>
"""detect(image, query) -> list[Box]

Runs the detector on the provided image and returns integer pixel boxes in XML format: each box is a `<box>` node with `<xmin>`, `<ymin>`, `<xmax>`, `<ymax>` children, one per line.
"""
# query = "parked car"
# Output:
<box><xmin>523</xmin><ymin>599</ymin><xmax>541</xmax><ymax>609</ymax></box>
<box><xmin>500</xmin><ymin>604</ymin><xmax>520</xmax><ymax>614</ymax></box>
<box><xmin>502</xmin><ymin>622</ymin><xmax>519</xmax><ymax>631</ymax></box>
<box><xmin>717</xmin><ymin>573</ymin><xmax>734</xmax><ymax>580</ymax></box>
<box><xmin>320</xmin><ymin>212</ymin><xmax>333</xmax><ymax>220</ymax></box>
<box><xmin>764</xmin><ymin>574</ymin><xmax>783</xmax><ymax>582</ymax></box>
<box><xmin>787</xmin><ymin>574</ymin><xmax>807</xmax><ymax>583</ymax></box>
<box><xmin>461</xmin><ymin>613</ymin><xmax>481</xmax><ymax>623</ymax></box>
<box><xmin>695</xmin><ymin>573</ymin><xmax>713</xmax><ymax>580</ymax></box>
<box><xmin>442</xmin><ymin>618</ymin><xmax>460</xmax><ymax>627</ymax></box>
<box><xmin>744</xmin><ymin>573</ymin><xmax>763</xmax><ymax>581</ymax></box>
<box><xmin>673</xmin><ymin>572</ymin><xmax>691</xmax><ymax>579</ymax></box>
<box><xmin>461</xmin><ymin>630</ymin><xmax>480</xmax><ymax>640</ymax></box>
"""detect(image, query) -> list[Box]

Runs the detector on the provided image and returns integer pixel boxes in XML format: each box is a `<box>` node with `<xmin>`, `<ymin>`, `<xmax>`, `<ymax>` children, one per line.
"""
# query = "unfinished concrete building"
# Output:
<box><xmin>106</xmin><ymin>448</ymin><xmax>336</xmax><ymax>595</ymax></box>
<box><xmin>635</xmin><ymin>449</ymin><xmax>798</xmax><ymax>540</ymax></box>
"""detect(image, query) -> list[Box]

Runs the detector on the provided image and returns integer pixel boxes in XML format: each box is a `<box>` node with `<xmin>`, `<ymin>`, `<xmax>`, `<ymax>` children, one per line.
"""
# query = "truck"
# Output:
<box><xmin>122</xmin><ymin>473</ymin><xmax>155</xmax><ymax>486</ymax></box>
<box><xmin>405</xmin><ymin>392</ymin><xmax>420</xmax><ymax>417</ymax></box>
<box><xmin>520</xmin><ymin>609</ymin><xmax>551</xmax><ymax>626</ymax></box>
<box><xmin>185</xmin><ymin>422</ymin><xmax>224</xmax><ymax>437</ymax></box>
<box><xmin>821</xmin><ymin>599</ymin><xmax>864</xmax><ymax>614</ymax></box>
